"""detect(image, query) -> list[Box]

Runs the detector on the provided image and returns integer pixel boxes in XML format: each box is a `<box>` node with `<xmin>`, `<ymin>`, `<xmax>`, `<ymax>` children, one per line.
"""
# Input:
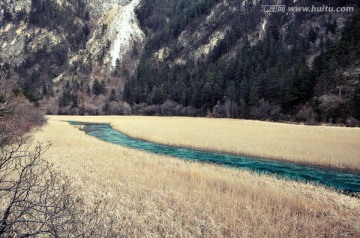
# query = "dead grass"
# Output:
<box><xmin>49</xmin><ymin>115</ymin><xmax>360</xmax><ymax>171</ymax></box>
<box><xmin>30</xmin><ymin>116</ymin><xmax>360</xmax><ymax>237</ymax></box>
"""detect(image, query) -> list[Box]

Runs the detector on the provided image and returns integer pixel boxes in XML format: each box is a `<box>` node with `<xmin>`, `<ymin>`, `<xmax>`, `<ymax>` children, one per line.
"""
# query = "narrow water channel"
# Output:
<box><xmin>69</xmin><ymin>121</ymin><xmax>360</xmax><ymax>194</ymax></box>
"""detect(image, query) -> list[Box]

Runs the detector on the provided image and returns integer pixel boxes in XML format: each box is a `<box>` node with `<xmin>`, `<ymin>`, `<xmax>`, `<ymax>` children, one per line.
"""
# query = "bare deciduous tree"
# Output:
<box><xmin>0</xmin><ymin>82</ymin><xmax>116</xmax><ymax>236</ymax></box>
<box><xmin>0</xmin><ymin>140</ymin><xmax>75</xmax><ymax>236</ymax></box>
<box><xmin>0</xmin><ymin>137</ymin><xmax>115</xmax><ymax>237</ymax></box>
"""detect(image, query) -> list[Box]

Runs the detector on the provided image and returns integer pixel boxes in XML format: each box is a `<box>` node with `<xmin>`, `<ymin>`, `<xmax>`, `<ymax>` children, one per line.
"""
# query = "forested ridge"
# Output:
<box><xmin>124</xmin><ymin>0</ymin><xmax>360</xmax><ymax>125</ymax></box>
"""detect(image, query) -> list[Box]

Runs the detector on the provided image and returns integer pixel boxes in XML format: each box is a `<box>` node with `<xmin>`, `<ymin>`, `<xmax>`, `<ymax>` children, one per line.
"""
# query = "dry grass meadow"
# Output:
<box><xmin>51</xmin><ymin>115</ymin><xmax>360</xmax><ymax>171</ymax></box>
<box><xmin>28</xmin><ymin>116</ymin><xmax>360</xmax><ymax>237</ymax></box>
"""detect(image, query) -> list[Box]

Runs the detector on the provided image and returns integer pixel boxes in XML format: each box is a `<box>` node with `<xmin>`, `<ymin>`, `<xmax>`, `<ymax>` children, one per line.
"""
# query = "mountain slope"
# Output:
<box><xmin>1</xmin><ymin>0</ymin><xmax>359</xmax><ymax>125</ymax></box>
<box><xmin>0</xmin><ymin>0</ymin><xmax>90</xmax><ymax>102</ymax></box>
<box><xmin>124</xmin><ymin>0</ymin><xmax>360</xmax><ymax>124</ymax></box>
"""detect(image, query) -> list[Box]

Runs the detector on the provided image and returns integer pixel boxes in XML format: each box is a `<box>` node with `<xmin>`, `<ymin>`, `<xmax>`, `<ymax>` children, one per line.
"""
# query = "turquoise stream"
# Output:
<box><xmin>69</xmin><ymin>121</ymin><xmax>360</xmax><ymax>194</ymax></box>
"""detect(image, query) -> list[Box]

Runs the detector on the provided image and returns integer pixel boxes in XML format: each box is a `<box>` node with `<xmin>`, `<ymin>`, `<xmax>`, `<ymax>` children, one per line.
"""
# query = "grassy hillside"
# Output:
<box><xmin>33</xmin><ymin>117</ymin><xmax>360</xmax><ymax>237</ymax></box>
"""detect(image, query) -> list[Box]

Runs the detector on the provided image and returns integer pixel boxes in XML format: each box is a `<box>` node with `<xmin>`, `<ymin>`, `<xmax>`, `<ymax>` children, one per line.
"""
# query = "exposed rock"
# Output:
<box><xmin>87</xmin><ymin>0</ymin><xmax>144</xmax><ymax>69</ymax></box>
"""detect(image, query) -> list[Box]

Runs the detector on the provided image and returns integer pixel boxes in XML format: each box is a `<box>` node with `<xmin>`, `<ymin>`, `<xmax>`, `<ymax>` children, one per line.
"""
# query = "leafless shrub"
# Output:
<box><xmin>211</xmin><ymin>100</ymin><xmax>224</xmax><ymax>118</ymax></box>
<box><xmin>0</xmin><ymin>140</ymin><xmax>71</xmax><ymax>236</ymax></box>
<box><xmin>296</xmin><ymin>105</ymin><xmax>317</xmax><ymax>125</ymax></box>
<box><xmin>211</xmin><ymin>99</ymin><xmax>239</xmax><ymax>118</ymax></box>
<box><xmin>0</xmin><ymin>95</ymin><xmax>45</xmax><ymax>146</ymax></box>
<box><xmin>119</xmin><ymin>102</ymin><xmax>132</xmax><ymax>115</ymax></box>
<box><xmin>317</xmin><ymin>95</ymin><xmax>343</xmax><ymax>113</ymax></box>
<box><xmin>160</xmin><ymin>100</ymin><xmax>183</xmax><ymax>116</ymax></box>
<box><xmin>0</xmin><ymin>138</ymin><xmax>115</xmax><ymax>237</ymax></box>
<box><xmin>107</xmin><ymin>101</ymin><xmax>121</xmax><ymax>114</ymax></box>
<box><xmin>316</xmin><ymin>94</ymin><xmax>345</xmax><ymax>123</ymax></box>
<box><xmin>132</xmin><ymin>104</ymin><xmax>159</xmax><ymax>115</ymax></box>
<box><xmin>0</xmin><ymin>96</ymin><xmax>114</xmax><ymax>236</ymax></box>
<box><xmin>83</xmin><ymin>104</ymin><xmax>101</xmax><ymax>115</ymax></box>
<box><xmin>0</xmin><ymin>85</ymin><xmax>116</xmax><ymax>236</ymax></box>
<box><xmin>249</xmin><ymin>99</ymin><xmax>280</xmax><ymax>120</ymax></box>
<box><xmin>345</xmin><ymin>117</ymin><xmax>360</xmax><ymax>127</ymax></box>
<box><xmin>181</xmin><ymin>106</ymin><xmax>198</xmax><ymax>116</ymax></box>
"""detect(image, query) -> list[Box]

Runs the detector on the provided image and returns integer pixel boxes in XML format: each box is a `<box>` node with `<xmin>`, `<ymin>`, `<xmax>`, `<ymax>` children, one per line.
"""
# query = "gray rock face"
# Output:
<box><xmin>88</xmin><ymin>0</ymin><xmax>132</xmax><ymax>18</ymax></box>
<box><xmin>0</xmin><ymin>0</ymin><xmax>31</xmax><ymax>63</ymax></box>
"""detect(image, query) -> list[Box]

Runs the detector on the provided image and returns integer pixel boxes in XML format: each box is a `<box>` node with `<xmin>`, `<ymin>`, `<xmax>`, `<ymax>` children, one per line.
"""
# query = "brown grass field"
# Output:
<box><xmin>50</xmin><ymin>115</ymin><xmax>360</xmax><ymax>171</ymax></box>
<box><xmin>29</xmin><ymin>116</ymin><xmax>360</xmax><ymax>237</ymax></box>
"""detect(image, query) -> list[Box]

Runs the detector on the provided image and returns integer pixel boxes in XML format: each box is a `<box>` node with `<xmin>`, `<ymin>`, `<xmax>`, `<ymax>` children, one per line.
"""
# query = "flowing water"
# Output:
<box><xmin>69</xmin><ymin>121</ymin><xmax>360</xmax><ymax>194</ymax></box>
